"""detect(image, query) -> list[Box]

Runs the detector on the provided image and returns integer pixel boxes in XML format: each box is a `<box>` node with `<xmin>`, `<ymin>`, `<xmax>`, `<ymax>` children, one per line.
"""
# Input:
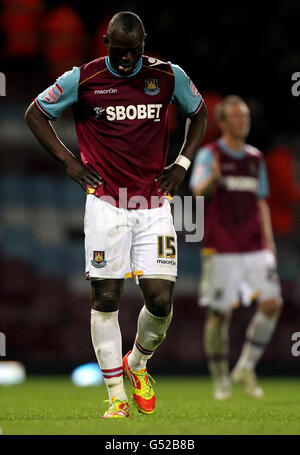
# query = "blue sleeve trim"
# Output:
<box><xmin>170</xmin><ymin>63</ymin><xmax>203</xmax><ymax>116</ymax></box>
<box><xmin>257</xmin><ymin>159</ymin><xmax>269</xmax><ymax>198</ymax></box>
<box><xmin>36</xmin><ymin>67</ymin><xmax>80</xmax><ymax>120</ymax></box>
<box><xmin>34</xmin><ymin>98</ymin><xmax>57</xmax><ymax>120</ymax></box>
<box><xmin>189</xmin><ymin>98</ymin><xmax>204</xmax><ymax>116</ymax></box>
<box><xmin>189</xmin><ymin>148</ymin><xmax>214</xmax><ymax>190</ymax></box>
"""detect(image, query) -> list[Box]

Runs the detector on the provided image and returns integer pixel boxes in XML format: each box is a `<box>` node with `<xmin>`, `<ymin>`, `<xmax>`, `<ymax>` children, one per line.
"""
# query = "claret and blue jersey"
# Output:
<box><xmin>189</xmin><ymin>139</ymin><xmax>270</xmax><ymax>253</ymax></box>
<box><xmin>189</xmin><ymin>139</ymin><xmax>269</xmax><ymax>199</ymax></box>
<box><xmin>35</xmin><ymin>55</ymin><xmax>203</xmax><ymax>207</ymax></box>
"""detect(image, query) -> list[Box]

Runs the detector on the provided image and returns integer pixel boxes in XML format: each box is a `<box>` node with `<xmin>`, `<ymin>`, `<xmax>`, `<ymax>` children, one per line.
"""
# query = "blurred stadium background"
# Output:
<box><xmin>0</xmin><ymin>0</ymin><xmax>300</xmax><ymax>377</ymax></box>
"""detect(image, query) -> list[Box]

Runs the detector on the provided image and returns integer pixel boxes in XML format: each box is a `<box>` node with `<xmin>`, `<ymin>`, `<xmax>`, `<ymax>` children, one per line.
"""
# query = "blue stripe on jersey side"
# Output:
<box><xmin>105</xmin><ymin>56</ymin><xmax>143</xmax><ymax>78</ymax></box>
<box><xmin>257</xmin><ymin>160</ymin><xmax>269</xmax><ymax>198</ymax></box>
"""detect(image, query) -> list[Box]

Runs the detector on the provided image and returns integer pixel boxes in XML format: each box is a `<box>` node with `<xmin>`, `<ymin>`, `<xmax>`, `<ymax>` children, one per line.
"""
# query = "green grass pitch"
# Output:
<box><xmin>0</xmin><ymin>376</ymin><xmax>299</xmax><ymax>435</ymax></box>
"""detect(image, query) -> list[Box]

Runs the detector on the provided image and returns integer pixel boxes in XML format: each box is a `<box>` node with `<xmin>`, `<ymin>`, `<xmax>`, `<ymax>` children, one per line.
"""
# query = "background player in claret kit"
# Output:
<box><xmin>189</xmin><ymin>95</ymin><xmax>282</xmax><ymax>400</ymax></box>
<box><xmin>25</xmin><ymin>12</ymin><xmax>207</xmax><ymax>418</ymax></box>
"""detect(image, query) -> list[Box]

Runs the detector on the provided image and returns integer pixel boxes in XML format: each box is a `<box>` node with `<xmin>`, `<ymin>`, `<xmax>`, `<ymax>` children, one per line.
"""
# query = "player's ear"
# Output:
<box><xmin>103</xmin><ymin>35</ymin><xmax>109</xmax><ymax>46</ymax></box>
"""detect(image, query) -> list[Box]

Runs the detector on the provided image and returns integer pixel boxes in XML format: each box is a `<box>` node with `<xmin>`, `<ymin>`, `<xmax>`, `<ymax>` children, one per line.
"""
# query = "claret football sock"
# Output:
<box><xmin>235</xmin><ymin>310</ymin><xmax>279</xmax><ymax>371</ymax></box>
<box><xmin>91</xmin><ymin>309</ymin><xmax>128</xmax><ymax>402</ymax></box>
<box><xmin>128</xmin><ymin>305</ymin><xmax>173</xmax><ymax>371</ymax></box>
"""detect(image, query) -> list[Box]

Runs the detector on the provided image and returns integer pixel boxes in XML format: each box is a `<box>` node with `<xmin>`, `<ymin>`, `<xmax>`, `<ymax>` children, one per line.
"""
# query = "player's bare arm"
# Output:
<box><xmin>192</xmin><ymin>158</ymin><xmax>220</xmax><ymax>197</ymax></box>
<box><xmin>25</xmin><ymin>102</ymin><xmax>102</xmax><ymax>192</ymax></box>
<box><xmin>257</xmin><ymin>198</ymin><xmax>277</xmax><ymax>257</ymax></box>
<box><xmin>192</xmin><ymin>153</ymin><xmax>221</xmax><ymax>198</ymax></box>
<box><xmin>156</xmin><ymin>103</ymin><xmax>208</xmax><ymax>195</ymax></box>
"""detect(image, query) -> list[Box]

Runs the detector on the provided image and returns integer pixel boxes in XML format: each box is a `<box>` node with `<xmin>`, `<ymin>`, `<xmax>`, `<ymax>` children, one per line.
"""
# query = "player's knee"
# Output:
<box><xmin>145</xmin><ymin>291</ymin><xmax>172</xmax><ymax>317</ymax></box>
<box><xmin>92</xmin><ymin>288</ymin><xmax>121</xmax><ymax>312</ymax></box>
<box><xmin>259</xmin><ymin>298</ymin><xmax>283</xmax><ymax>318</ymax></box>
<box><xmin>155</xmin><ymin>332</ymin><xmax>167</xmax><ymax>345</ymax></box>
<box><xmin>207</xmin><ymin>308</ymin><xmax>229</xmax><ymax>327</ymax></box>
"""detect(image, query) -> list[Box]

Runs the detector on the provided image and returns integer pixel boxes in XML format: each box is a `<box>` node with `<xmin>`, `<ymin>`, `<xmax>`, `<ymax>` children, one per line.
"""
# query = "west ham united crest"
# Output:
<box><xmin>91</xmin><ymin>251</ymin><xmax>107</xmax><ymax>268</ymax></box>
<box><xmin>144</xmin><ymin>79</ymin><xmax>160</xmax><ymax>96</ymax></box>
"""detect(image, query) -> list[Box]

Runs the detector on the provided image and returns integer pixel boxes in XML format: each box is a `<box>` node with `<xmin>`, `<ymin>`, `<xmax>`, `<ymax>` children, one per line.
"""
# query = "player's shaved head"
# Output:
<box><xmin>104</xmin><ymin>12</ymin><xmax>146</xmax><ymax>77</ymax></box>
<box><xmin>107</xmin><ymin>11</ymin><xmax>145</xmax><ymax>40</ymax></box>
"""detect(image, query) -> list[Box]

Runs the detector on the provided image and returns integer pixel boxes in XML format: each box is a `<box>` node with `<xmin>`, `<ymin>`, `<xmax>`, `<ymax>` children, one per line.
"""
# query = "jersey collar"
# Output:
<box><xmin>218</xmin><ymin>138</ymin><xmax>246</xmax><ymax>159</ymax></box>
<box><xmin>105</xmin><ymin>56</ymin><xmax>143</xmax><ymax>78</ymax></box>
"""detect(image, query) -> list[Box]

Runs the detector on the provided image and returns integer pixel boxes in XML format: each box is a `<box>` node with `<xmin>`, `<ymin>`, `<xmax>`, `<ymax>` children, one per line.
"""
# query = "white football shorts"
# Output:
<box><xmin>199</xmin><ymin>249</ymin><xmax>281</xmax><ymax>312</ymax></box>
<box><xmin>84</xmin><ymin>194</ymin><xmax>177</xmax><ymax>282</ymax></box>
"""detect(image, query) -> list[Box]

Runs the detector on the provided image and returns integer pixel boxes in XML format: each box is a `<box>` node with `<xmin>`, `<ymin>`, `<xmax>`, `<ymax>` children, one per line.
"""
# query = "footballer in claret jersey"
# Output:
<box><xmin>190</xmin><ymin>95</ymin><xmax>282</xmax><ymax>401</ymax></box>
<box><xmin>26</xmin><ymin>11</ymin><xmax>207</xmax><ymax>418</ymax></box>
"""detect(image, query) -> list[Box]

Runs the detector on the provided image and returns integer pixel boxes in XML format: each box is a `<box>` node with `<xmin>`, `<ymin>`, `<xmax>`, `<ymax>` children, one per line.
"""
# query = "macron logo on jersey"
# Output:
<box><xmin>94</xmin><ymin>104</ymin><xmax>163</xmax><ymax>122</ymax></box>
<box><xmin>94</xmin><ymin>88</ymin><xmax>118</xmax><ymax>94</ymax></box>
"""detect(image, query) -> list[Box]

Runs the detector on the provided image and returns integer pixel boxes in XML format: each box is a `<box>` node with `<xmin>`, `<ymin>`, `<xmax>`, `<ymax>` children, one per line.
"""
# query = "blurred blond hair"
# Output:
<box><xmin>215</xmin><ymin>95</ymin><xmax>249</xmax><ymax>121</ymax></box>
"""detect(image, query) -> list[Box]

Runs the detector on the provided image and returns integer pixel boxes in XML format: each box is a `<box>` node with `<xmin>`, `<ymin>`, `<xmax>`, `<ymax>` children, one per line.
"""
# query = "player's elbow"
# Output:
<box><xmin>24</xmin><ymin>101</ymin><xmax>36</xmax><ymax>125</ymax></box>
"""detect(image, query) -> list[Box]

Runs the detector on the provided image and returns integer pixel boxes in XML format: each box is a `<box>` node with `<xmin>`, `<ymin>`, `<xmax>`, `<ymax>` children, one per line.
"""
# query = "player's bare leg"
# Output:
<box><xmin>204</xmin><ymin>308</ymin><xmax>232</xmax><ymax>400</ymax></box>
<box><xmin>232</xmin><ymin>298</ymin><xmax>283</xmax><ymax>398</ymax></box>
<box><xmin>90</xmin><ymin>278</ymin><xmax>129</xmax><ymax>418</ymax></box>
<box><xmin>123</xmin><ymin>278</ymin><xmax>174</xmax><ymax>414</ymax></box>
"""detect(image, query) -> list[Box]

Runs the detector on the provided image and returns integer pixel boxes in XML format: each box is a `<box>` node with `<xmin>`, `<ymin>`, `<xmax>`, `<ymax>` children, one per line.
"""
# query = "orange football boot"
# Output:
<box><xmin>123</xmin><ymin>350</ymin><xmax>156</xmax><ymax>414</ymax></box>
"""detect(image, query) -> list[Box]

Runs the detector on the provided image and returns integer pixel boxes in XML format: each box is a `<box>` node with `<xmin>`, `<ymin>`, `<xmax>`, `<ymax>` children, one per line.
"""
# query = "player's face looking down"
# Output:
<box><xmin>104</xmin><ymin>29</ymin><xmax>146</xmax><ymax>76</ymax></box>
<box><xmin>219</xmin><ymin>103</ymin><xmax>251</xmax><ymax>141</ymax></box>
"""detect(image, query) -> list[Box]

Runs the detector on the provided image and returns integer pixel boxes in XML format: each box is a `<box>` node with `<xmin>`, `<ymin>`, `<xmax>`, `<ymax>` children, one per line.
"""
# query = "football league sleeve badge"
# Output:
<box><xmin>43</xmin><ymin>83</ymin><xmax>63</xmax><ymax>103</ymax></box>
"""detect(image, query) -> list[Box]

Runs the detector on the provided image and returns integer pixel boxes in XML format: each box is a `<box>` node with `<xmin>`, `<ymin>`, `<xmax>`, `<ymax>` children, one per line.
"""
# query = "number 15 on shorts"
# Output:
<box><xmin>157</xmin><ymin>236</ymin><xmax>176</xmax><ymax>259</ymax></box>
